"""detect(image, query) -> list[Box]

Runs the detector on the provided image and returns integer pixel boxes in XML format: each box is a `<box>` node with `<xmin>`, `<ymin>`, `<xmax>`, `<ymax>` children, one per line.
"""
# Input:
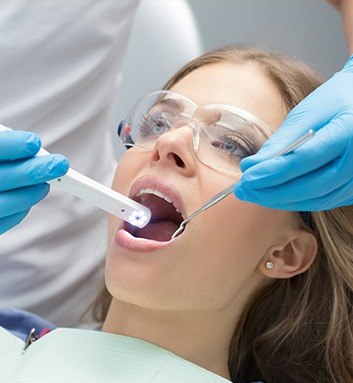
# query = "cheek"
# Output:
<box><xmin>168</xmin><ymin>173</ymin><xmax>283</xmax><ymax>308</ymax></box>
<box><xmin>192</xmin><ymin>170</ymin><xmax>281</xmax><ymax>261</ymax></box>
<box><xmin>218</xmin><ymin>200</ymin><xmax>282</xmax><ymax>252</ymax></box>
<box><xmin>190</xmin><ymin>193</ymin><xmax>288</xmax><ymax>282</ymax></box>
<box><xmin>161</xmin><ymin>199</ymin><xmax>283</xmax><ymax>311</ymax></box>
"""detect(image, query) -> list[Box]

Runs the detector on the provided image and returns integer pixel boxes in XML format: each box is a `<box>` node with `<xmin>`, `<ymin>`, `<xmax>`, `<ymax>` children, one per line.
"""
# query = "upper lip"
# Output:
<box><xmin>128</xmin><ymin>175</ymin><xmax>187</xmax><ymax>220</ymax></box>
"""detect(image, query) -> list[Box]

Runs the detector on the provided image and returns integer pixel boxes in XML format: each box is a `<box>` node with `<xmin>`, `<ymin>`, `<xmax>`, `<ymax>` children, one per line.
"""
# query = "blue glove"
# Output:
<box><xmin>234</xmin><ymin>54</ymin><xmax>353</xmax><ymax>211</ymax></box>
<box><xmin>0</xmin><ymin>129</ymin><xmax>69</xmax><ymax>234</ymax></box>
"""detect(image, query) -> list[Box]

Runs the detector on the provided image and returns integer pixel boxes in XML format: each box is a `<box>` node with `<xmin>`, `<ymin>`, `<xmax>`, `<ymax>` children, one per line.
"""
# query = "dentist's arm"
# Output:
<box><xmin>234</xmin><ymin>1</ymin><xmax>353</xmax><ymax>211</ymax></box>
<box><xmin>0</xmin><ymin>129</ymin><xmax>69</xmax><ymax>235</ymax></box>
<box><xmin>340</xmin><ymin>0</ymin><xmax>353</xmax><ymax>54</ymax></box>
<box><xmin>326</xmin><ymin>0</ymin><xmax>353</xmax><ymax>54</ymax></box>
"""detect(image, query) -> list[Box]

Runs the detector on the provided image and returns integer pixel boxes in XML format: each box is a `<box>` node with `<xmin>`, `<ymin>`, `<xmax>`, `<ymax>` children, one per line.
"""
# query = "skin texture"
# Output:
<box><xmin>102</xmin><ymin>62</ymin><xmax>318</xmax><ymax>380</ymax></box>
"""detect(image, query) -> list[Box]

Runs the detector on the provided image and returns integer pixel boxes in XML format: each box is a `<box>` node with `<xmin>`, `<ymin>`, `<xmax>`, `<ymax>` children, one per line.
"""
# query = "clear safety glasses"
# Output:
<box><xmin>117</xmin><ymin>90</ymin><xmax>274</xmax><ymax>173</ymax></box>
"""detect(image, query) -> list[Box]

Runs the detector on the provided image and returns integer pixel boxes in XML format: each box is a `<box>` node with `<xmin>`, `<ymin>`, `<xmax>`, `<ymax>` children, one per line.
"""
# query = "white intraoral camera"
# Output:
<box><xmin>0</xmin><ymin>125</ymin><xmax>151</xmax><ymax>228</ymax></box>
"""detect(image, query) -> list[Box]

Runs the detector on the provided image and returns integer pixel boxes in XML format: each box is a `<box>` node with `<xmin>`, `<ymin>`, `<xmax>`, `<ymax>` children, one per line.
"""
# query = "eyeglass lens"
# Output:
<box><xmin>120</xmin><ymin>92</ymin><xmax>272</xmax><ymax>172</ymax></box>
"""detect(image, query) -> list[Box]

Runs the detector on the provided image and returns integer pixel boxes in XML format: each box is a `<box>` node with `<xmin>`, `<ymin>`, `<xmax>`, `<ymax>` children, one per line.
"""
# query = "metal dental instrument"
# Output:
<box><xmin>0</xmin><ymin>125</ymin><xmax>151</xmax><ymax>228</ymax></box>
<box><xmin>171</xmin><ymin>129</ymin><xmax>315</xmax><ymax>239</ymax></box>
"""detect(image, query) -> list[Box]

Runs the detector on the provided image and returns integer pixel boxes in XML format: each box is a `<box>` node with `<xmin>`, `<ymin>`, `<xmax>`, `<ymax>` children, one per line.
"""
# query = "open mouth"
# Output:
<box><xmin>124</xmin><ymin>188</ymin><xmax>184</xmax><ymax>242</ymax></box>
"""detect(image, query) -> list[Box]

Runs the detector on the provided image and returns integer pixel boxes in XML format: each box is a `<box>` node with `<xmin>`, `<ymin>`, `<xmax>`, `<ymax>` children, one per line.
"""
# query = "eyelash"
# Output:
<box><xmin>137</xmin><ymin>116</ymin><xmax>255</xmax><ymax>159</ymax></box>
<box><xmin>212</xmin><ymin>134</ymin><xmax>255</xmax><ymax>158</ymax></box>
<box><xmin>138</xmin><ymin>115</ymin><xmax>171</xmax><ymax>136</ymax></box>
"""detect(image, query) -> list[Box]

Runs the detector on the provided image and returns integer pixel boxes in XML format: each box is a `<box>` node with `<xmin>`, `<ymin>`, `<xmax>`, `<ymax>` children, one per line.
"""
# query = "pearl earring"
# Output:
<box><xmin>265</xmin><ymin>261</ymin><xmax>274</xmax><ymax>270</ymax></box>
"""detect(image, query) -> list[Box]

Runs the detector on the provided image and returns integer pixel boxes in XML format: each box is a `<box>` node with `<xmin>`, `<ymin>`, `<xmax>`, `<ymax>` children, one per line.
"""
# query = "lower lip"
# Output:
<box><xmin>115</xmin><ymin>225</ymin><xmax>178</xmax><ymax>253</ymax></box>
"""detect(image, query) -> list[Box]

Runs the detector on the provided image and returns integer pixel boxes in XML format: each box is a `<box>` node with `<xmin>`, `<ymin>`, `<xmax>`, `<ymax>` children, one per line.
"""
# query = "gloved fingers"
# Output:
<box><xmin>0</xmin><ymin>210</ymin><xmax>30</xmax><ymax>235</ymax></box>
<box><xmin>240</xmin><ymin>63</ymin><xmax>353</xmax><ymax>174</ymax></box>
<box><xmin>0</xmin><ymin>154</ymin><xmax>69</xmax><ymax>192</ymax></box>
<box><xmin>302</xmin><ymin>177</ymin><xmax>353</xmax><ymax>210</ymax></box>
<box><xmin>0</xmin><ymin>130</ymin><xmax>41</xmax><ymax>161</ymax></box>
<box><xmin>238</xmin><ymin>117</ymin><xmax>352</xmax><ymax>190</ymax></box>
<box><xmin>268</xmin><ymin>177</ymin><xmax>353</xmax><ymax>211</ymax></box>
<box><xmin>0</xmin><ymin>183</ymin><xmax>50</xmax><ymax>218</ymax></box>
<box><xmin>234</xmin><ymin>153</ymin><xmax>350</xmax><ymax>208</ymax></box>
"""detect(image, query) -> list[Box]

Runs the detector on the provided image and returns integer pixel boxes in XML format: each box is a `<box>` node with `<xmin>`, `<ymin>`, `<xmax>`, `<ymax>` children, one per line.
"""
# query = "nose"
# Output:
<box><xmin>149</xmin><ymin>123</ymin><xmax>198</xmax><ymax>177</ymax></box>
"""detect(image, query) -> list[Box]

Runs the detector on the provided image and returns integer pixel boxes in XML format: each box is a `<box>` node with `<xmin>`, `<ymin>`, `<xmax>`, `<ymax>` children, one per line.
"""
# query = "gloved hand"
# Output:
<box><xmin>0</xmin><ymin>129</ymin><xmax>69</xmax><ymax>234</ymax></box>
<box><xmin>234</xmin><ymin>54</ymin><xmax>353</xmax><ymax>211</ymax></box>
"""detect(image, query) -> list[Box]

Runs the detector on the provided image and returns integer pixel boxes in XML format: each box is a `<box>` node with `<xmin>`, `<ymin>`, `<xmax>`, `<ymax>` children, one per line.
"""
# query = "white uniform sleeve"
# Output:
<box><xmin>0</xmin><ymin>0</ymin><xmax>139</xmax><ymax>327</ymax></box>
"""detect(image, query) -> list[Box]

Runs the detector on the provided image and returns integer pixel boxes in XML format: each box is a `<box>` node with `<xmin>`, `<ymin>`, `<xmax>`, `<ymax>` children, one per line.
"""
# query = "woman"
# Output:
<box><xmin>2</xmin><ymin>45</ymin><xmax>352</xmax><ymax>383</ymax></box>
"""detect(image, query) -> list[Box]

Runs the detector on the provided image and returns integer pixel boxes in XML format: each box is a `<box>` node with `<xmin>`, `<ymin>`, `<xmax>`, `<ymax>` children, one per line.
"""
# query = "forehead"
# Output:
<box><xmin>170</xmin><ymin>62</ymin><xmax>287</xmax><ymax>131</ymax></box>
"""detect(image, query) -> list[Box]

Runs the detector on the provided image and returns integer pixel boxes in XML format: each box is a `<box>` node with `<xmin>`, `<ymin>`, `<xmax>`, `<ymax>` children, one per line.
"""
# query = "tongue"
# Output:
<box><xmin>135</xmin><ymin>220</ymin><xmax>178</xmax><ymax>242</ymax></box>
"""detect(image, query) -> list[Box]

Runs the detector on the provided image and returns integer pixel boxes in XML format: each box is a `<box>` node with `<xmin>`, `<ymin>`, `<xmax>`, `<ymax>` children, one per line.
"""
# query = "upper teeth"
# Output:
<box><xmin>135</xmin><ymin>188</ymin><xmax>181</xmax><ymax>213</ymax></box>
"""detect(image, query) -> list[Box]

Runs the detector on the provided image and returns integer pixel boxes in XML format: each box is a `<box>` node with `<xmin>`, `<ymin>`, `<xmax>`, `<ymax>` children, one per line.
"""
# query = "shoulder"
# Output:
<box><xmin>0</xmin><ymin>308</ymin><xmax>56</xmax><ymax>341</ymax></box>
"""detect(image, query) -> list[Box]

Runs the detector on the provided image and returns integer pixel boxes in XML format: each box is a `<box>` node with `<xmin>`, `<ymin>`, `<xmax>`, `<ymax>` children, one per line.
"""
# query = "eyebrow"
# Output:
<box><xmin>217</xmin><ymin>107</ymin><xmax>272</xmax><ymax>139</ymax></box>
<box><xmin>152</xmin><ymin>98</ymin><xmax>184</xmax><ymax>111</ymax></box>
<box><xmin>250</xmin><ymin>122</ymin><xmax>272</xmax><ymax>140</ymax></box>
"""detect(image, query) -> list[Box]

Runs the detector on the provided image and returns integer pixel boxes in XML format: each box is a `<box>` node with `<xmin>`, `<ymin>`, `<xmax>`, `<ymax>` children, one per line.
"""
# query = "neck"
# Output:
<box><xmin>102</xmin><ymin>299</ymin><xmax>238</xmax><ymax>380</ymax></box>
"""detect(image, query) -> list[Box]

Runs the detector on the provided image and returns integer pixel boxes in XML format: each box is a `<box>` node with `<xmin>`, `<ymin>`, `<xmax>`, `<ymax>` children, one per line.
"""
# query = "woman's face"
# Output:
<box><xmin>105</xmin><ymin>62</ymin><xmax>298</xmax><ymax>312</ymax></box>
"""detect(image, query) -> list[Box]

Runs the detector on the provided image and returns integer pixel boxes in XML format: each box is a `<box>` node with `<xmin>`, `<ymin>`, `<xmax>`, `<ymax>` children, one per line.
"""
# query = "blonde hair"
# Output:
<box><xmin>90</xmin><ymin>45</ymin><xmax>353</xmax><ymax>383</ymax></box>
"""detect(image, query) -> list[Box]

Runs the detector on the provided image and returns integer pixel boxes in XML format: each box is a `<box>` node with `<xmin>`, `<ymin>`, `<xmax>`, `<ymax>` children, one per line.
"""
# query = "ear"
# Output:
<box><xmin>260</xmin><ymin>230</ymin><xmax>318</xmax><ymax>279</ymax></box>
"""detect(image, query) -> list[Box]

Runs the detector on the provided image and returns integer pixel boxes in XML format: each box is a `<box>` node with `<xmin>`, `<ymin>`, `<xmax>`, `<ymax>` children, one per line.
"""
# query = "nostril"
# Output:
<box><xmin>168</xmin><ymin>153</ymin><xmax>185</xmax><ymax>168</ymax></box>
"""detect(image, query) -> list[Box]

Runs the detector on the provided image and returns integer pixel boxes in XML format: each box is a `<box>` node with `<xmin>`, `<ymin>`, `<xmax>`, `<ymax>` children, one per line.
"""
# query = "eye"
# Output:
<box><xmin>138</xmin><ymin>114</ymin><xmax>171</xmax><ymax>137</ymax></box>
<box><xmin>212</xmin><ymin>134</ymin><xmax>254</xmax><ymax>159</ymax></box>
